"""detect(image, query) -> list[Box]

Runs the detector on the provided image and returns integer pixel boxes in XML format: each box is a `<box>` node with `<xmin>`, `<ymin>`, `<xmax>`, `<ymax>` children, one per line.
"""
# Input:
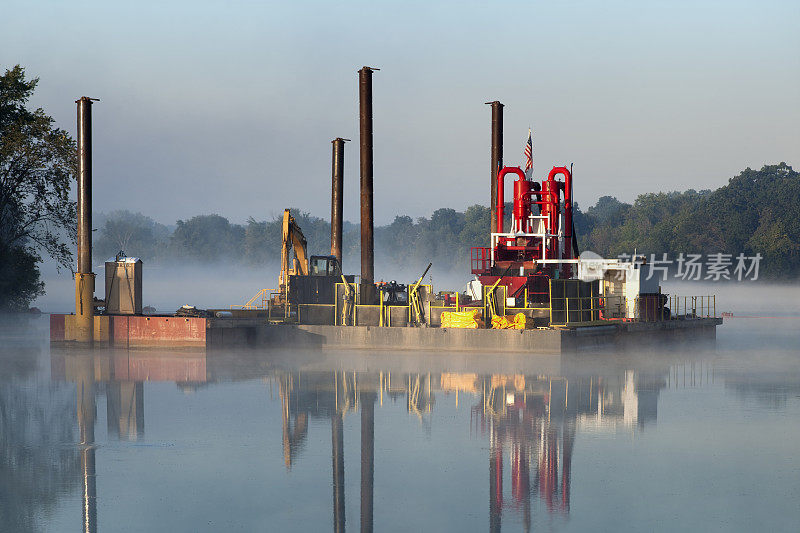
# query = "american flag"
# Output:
<box><xmin>524</xmin><ymin>128</ymin><xmax>533</xmax><ymax>173</ymax></box>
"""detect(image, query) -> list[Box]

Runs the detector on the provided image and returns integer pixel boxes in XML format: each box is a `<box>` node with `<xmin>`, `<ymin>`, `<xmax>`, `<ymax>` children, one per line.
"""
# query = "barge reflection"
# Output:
<box><xmin>275</xmin><ymin>364</ymin><xmax>668</xmax><ymax>531</ymax></box>
<box><xmin>51</xmin><ymin>349</ymin><xmax>729</xmax><ymax>532</ymax></box>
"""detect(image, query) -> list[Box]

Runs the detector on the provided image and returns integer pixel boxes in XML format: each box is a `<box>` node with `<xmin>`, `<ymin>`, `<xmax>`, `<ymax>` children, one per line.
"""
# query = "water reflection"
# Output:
<box><xmin>67</xmin><ymin>354</ymin><xmax>94</xmax><ymax>533</ymax></box>
<box><xmin>34</xmin><ymin>343</ymin><xmax>799</xmax><ymax>532</ymax></box>
<box><xmin>278</xmin><ymin>371</ymin><xmax>356</xmax><ymax>531</ymax></box>
<box><xmin>273</xmin><ymin>363</ymin><xmax>673</xmax><ymax>532</ymax></box>
<box><xmin>0</xmin><ymin>338</ymin><xmax>79</xmax><ymax>532</ymax></box>
<box><xmin>278</xmin><ymin>371</ymin><xmax>375</xmax><ymax>531</ymax></box>
<box><xmin>54</xmin><ymin>350</ymin><xmax>210</xmax><ymax>533</ymax></box>
<box><xmin>725</xmin><ymin>374</ymin><xmax>800</xmax><ymax>409</ymax></box>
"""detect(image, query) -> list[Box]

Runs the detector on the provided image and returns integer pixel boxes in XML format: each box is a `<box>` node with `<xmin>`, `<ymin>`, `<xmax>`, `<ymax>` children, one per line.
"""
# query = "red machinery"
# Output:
<box><xmin>472</xmin><ymin>165</ymin><xmax>579</xmax><ymax>305</ymax></box>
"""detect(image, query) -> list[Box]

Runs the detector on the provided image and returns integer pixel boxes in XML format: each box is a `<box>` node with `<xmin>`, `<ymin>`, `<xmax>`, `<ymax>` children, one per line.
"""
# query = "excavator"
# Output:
<box><xmin>278</xmin><ymin>209</ymin><xmax>310</xmax><ymax>292</ymax></box>
<box><xmin>275</xmin><ymin>209</ymin><xmax>351</xmax><ymax>307</ymax></box>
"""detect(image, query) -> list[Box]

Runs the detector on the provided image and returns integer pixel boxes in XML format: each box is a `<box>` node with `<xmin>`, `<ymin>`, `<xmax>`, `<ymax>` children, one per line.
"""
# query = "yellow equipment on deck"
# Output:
<box><xmin>441</xmin><ymin>309</ymin><xmax>485</xmax><ymax>329</ymax></box>
<box><xmin>278</xmin><ymin>209</ymin><xmax>309</xmax><ymax>301</ymax></box>
<box><xmin>409</xmin><ymin>263</ymin><xmax>432</xmax><ymax>326</ymax></box>
<box><xmin>491</xmin><ymin>313</ymin><xmax>531</xmax><ymax>330</ymax></box>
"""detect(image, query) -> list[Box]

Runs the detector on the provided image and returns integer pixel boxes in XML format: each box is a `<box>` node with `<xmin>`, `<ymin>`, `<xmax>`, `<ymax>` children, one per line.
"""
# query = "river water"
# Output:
<box><xmin>2</xmin><ymin>285</ymin><xmax>799</xmax><ymax>532</ymax></box>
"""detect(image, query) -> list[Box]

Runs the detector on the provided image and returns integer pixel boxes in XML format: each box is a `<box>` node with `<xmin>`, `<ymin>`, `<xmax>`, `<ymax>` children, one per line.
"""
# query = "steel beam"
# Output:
<box><xmin>359</xmin><ymin>67</ymin><xmax>378</xmax><ymax>304</ymax></box>
<box><xmin>486</xmin><ymin>101</ymin><xmax>504</xmax><ymax>234</ymax></box>
<box><xmin>75</xmin><ymin>97</ymin><xmax>97</xmax><ymax>343</ymax></box>
<box><xmin>331</xmin><ymin>138</ymin><xmax>348</xmax><ymax>267</ymax></box>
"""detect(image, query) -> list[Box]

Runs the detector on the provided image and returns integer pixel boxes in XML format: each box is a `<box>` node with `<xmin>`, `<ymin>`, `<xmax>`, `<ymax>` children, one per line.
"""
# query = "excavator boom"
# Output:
<box><xmin>279</xmin><ymin>209</ymin><xmax>309</xmax><ymax>289</ymax></box>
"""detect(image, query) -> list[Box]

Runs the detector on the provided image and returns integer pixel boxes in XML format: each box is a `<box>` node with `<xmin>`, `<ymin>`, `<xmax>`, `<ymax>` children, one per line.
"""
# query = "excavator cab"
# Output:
<box><xmin>289</xmin><ymin>255</ymin><xmax>351</xmax><ymax>305</ymax></box>
<box><xmin>309</xmin><ymin>255</ymin><xmax>341</xmax><ymax>277</ymax></box>
<box><xmin>276</xmin><ymin>209</ymin><xmax>354</xmax><ymax>308</ymax></box>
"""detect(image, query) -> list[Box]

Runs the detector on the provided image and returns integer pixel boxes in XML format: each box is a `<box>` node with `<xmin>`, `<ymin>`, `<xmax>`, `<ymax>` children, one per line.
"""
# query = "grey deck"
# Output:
<box><xmin>207</xmin><ymin>317</ymin><xmax>722</xmax><ymax>354</ymax></box>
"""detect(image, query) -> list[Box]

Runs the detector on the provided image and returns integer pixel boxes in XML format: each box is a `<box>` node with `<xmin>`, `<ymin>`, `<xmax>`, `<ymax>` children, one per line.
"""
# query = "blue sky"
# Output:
<box><xmin>3</xmin><ymin>0</ymin><xmax>798</xmax><ymax>225</ymax></box>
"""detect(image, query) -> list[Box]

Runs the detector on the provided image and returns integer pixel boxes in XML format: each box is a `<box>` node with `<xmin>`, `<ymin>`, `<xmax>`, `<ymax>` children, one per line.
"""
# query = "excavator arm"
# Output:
<box><xmin>279</xmin><ymin>209</ymin><xmax>309</xmax><ymax>290</ymax></box>
<box><xmin>289</xmin><ymin>229</ymin><xmax>309</xmax><ymax>276</ymax></box>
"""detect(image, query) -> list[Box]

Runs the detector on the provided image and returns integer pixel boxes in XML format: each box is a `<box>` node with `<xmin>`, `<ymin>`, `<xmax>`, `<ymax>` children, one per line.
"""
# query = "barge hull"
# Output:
<box><xmin>50</xmin><ymin>314</ymin><xmax>721</xmax><ymax>354</ymax></box>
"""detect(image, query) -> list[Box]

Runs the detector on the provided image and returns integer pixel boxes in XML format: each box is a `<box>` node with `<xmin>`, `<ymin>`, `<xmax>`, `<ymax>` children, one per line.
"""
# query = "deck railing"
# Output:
<box><xmin>230</xmin><ymin>288</ymin><xmax>274</xmax><ymax>310</ymax></box>
<box><xmin>549</xmin><ymin>294</ymin><xmax>718</xmax><ymax>326</ymax></box>
<box><xmin>635</xmin><ymin>295</ymin><xmax>717</xmax><ymax>322</ymax></box>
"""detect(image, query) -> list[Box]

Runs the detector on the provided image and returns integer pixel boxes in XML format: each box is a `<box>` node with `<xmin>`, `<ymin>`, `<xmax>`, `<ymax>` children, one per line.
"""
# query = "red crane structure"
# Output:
<box><xmin>472</xmin><ymin>165</ymin><xmax>580</xmax><ymax>307</ymax></box>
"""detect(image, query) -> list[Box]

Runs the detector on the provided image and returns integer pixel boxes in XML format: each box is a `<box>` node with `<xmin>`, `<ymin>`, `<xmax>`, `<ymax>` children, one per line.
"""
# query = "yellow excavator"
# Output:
<box><xmin>276</xmin><ymin>209</ymin><xmax>348</xmax><ymax>307</ymax></box>
<box><xmin>279</xmin><ymin>209</ymin><xmax>310</xmax><ymax>292</ymax></box>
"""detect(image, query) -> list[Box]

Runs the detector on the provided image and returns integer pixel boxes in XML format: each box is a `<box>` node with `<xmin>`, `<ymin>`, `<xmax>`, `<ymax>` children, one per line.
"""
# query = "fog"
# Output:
<box><xmin>34</xmin><ymin>261</ymin><xmax>273</xmax><ymax>313</ymax></box>
<box><xmin>34</xmin><ymin>254</ymin><xmax>800</xmax><ymax>325</ymax></box>
<box><xmin>32</xmin><ymin>255</ymin><xmax>476</xmax><ymax>314</ymax></box>
<box><xmin>9</xmin><ymin>270</ymin><xmax>800</xmax><ymax>533</ymax></box>
<box><xmin>27</xmin><ymin>235</ymin><xmax>800</xmax><ymax>399</ymax></box>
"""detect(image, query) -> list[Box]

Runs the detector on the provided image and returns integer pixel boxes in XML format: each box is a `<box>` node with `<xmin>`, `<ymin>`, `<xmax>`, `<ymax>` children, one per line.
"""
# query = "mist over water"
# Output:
<box><xmin>661</xmin><ymin>280</ymin><xmax>800</xmax><ymax>354</ymax></box>
<box><xmin>35</xmin><ymin>256</ymin><xmax>800</xmax><ymax>316</ymax></box>
<box><xmin>11</xmin><ymin>268</ymin><xmax>800</xmax><ymax>532</ymax></box>
<box><xmin>34</xmin><ymin>258</ymin><xmax>480</xmax><ymax>314</ymax></box>
<box><xmin>34</xmin><ymin>261</ymin><xmax>278</xmax><ymax>313</ymax></box>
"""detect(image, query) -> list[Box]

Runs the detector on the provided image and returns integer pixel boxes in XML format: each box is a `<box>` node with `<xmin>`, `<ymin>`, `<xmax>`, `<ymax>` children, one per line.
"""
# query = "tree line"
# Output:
<box><xmin>575</xmin><ymin>162</ymin><xmax>799</xmax><ymax>278</ymax></box>
<box><xmin>92</xmin><ymin>205</ymin><xmax>491</xmax><ymax>274</ymax></box>
<box><xmin>92</xmin><ymin>162</ymin><xmax>800</xmax><ymax>281</ymax></box>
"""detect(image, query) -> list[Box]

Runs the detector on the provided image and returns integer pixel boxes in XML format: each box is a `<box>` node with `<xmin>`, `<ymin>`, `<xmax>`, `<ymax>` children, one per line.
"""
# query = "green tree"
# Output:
<box><xmin>243</xmin><ymin>216</ymin><xmax>273</xmax><ymax>265</ymax></box>
<box><xmin>94</xmin><ymin>210</ymin><xmax>171</xmax><ymax>261</ymax></box>
<box><xmin>586</xmin><ymin>196</ymin><xmax>630</xmax><ymax>224</ymax></box>
<box><xmin>169</xmin><ymin>214</ymin><xmax>245</xmax><ymax>262</ymax></box>
<box><xmin>0</xmin><ymin>65</ymin><xmax>76</xmax><ymax>311</ymax></box>
<box><xmin>376</xmin><ymin>215</ymin><xmax>419</xmax><ymax>269</ymax></box>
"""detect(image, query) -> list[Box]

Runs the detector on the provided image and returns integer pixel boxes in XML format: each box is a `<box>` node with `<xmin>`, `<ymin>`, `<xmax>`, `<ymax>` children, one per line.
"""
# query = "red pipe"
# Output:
<box><xmin>496</xmin><ymin>166</ymin><xmax>525</xmax><ymax>233</ymax></box>
<box><xmin>541</xmin><ymin>177</ymin><xmax>559</xmax><ymax>259</ymax></box>
<box><xmin>547</xmin><ymin>167</ymin><xmax>572</xmax><ymax>259</ymax></box>
<box><xmin>513</xmin><ymin>175</ymin><xmax>532</xmax><ymax>232</ymax></box>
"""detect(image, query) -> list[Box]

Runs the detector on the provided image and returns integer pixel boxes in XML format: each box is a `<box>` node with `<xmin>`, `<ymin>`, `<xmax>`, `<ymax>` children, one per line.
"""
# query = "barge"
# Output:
<box><xmin>52</xmin><ymin>77</ymin><xmax>722</xmax><ymax>353</ymax></box>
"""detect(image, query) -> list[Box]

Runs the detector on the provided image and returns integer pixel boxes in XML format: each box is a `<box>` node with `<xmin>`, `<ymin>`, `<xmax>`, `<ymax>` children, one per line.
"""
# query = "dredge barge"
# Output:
<box><xmin>51</xmin><ymin>74</ymin><xmax>721</xmax><ymax>353</ymax></box>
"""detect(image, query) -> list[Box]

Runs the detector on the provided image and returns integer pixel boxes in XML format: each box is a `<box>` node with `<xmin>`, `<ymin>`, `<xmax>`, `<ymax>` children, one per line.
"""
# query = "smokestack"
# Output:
<box><xmin>75</xmin><ymin>97</ymin><xmax>97</xmax><ymax>343</ymax></box>
<box><xmin>359</xmin><ymin>67</ymin><xmax>378</xmax><ymax>304</ymax></box>
<box><xmin>330</xmin><ymin>138</ymin><xmax>348</xmax><ymax>268</ymax></box>
<box><xmin>486</xmin><ymin>101</ymin><xmax>504</xmax><ymax>234</ymax></box>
